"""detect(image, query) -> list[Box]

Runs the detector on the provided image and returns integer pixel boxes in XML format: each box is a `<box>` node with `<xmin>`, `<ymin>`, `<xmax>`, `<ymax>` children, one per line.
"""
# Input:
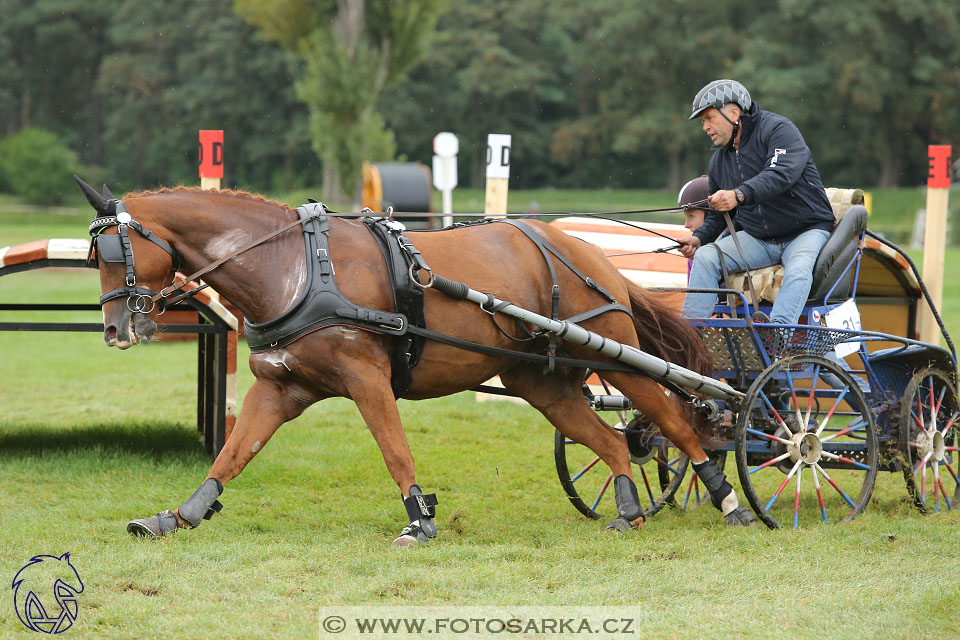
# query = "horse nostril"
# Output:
<box><xmin>104</xmin><ymin>325</ymin><xmax>118</xmax><ymax>343</ymax></box>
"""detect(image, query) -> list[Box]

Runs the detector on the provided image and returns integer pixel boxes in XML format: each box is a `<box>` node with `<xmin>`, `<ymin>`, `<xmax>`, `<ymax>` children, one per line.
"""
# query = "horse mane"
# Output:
<box><xmin>124</xmin><ymin>186</ymin><xmax>295</xmax><ymax>213</ymax></box>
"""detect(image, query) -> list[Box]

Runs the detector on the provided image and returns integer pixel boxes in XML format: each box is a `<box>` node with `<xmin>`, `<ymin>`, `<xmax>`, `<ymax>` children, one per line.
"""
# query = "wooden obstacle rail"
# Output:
<box><xmin>0</xmin><ymin>238</ymin><xmax>238</xmax><ymax>457</ymax></box>
<box><xmin>476</xmin><ymin>217</ymin><xmax>690</xmax><ymax>402</ymax></box>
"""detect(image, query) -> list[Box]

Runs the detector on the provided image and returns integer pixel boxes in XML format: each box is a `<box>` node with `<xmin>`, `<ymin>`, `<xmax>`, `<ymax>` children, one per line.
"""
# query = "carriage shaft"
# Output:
<box><xmin>454</xmin><ymin>285</ymin><xmax>742</xmax><ymax>400</ymax></box>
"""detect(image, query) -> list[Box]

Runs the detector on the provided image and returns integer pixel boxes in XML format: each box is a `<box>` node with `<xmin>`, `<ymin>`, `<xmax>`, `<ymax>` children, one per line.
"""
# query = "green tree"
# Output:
<box><xmin>98</xmin><ymin>0</ymin><xmax>314</xmax><ymax>191</ymax></box>
<box><xmin>0</xmin><ymin>128</ymin><xmax>80</xmax><ymax>204</ymax></box>
<box><xmin>0</xmin><ymin>0</ymin><xmax>113</xmax><ymax>164</ymax></box>
<box><xmin>236</xmin><ymin>0</ymin><xmax>448</xmax><ymax>203</ymax></box>
<box><xmin>735</xmin><ymin>0</ymin><xmax>960</xmax><ymax>187</ymax></box>
<box><xmin>381</xmin><ymin>0</ymin><xmax>590</xmax><ymax>189</ymax></box>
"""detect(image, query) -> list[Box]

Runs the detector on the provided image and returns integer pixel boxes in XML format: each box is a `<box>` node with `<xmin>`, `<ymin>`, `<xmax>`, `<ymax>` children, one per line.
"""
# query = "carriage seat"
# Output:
<box><xmin>727</xmin><ymin>188</ymin><xmax>868</xmax><ymax>305</ymax></box>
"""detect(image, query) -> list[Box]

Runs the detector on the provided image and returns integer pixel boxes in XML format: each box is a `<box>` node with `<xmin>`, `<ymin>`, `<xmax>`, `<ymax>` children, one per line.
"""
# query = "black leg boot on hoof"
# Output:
<box><xmin>392</xmin><ymin>484</ymin><xmax>439</xmax><ymax>547</ymax></box>
<box><xmin>177</xmin><ymin>478</ymin><xmax>224</xmax><ymax>528</ymax></box>
<box><xmin>126</xmin><ymin>478</ymin><xmax>222</xmax><ymax>537</ymax></box>
<box><xmin>692</xmin><ymin>459</ymin><xmax>756</xmax><ymax>527</ymax></box>
<box><xmin>604</xmin><ymin>475</ymin><xmax>644</xmax><ymax>532</ymax></box>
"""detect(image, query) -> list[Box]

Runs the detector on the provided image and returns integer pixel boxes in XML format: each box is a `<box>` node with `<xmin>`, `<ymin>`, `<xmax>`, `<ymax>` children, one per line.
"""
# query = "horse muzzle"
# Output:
<box><xmin>103</xmin><ymin>304</ymin><xmax>158</xmax><ymax>349</ymax></box>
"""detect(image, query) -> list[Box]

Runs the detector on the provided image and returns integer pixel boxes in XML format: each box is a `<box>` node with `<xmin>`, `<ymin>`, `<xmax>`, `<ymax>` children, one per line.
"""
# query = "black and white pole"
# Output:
<box><xmin>434</xmin><ymin>277</ymin><xmax>742</xmax><ymax>401</ymax></box>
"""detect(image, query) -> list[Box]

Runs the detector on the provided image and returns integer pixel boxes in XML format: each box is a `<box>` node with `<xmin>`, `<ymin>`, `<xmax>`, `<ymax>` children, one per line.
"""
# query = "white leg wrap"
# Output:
<box><xmin>720</xmin><ymin>491</ymin><xmax>739</xmax><ymax>516</ymax></box>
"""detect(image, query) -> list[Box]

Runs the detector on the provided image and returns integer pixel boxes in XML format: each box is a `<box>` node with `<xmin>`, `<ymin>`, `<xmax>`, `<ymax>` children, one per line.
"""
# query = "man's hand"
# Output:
<box><xmin>678</xmin><ymin>235</ymin><xmax>701</xmax><ymax>259</ymax></box>
<box><xmin>708</xmin><ymin>190</ymin><xmax>738</xmax><ymax>212</ymax></box>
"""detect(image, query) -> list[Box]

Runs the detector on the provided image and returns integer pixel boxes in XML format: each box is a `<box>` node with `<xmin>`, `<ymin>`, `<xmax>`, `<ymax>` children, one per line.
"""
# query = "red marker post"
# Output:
<box><xmin>199</xmin><ymin>130</ymin><xmax>224</xmax><ymax>190</ymax></box>
<box><xmin>919</xmin><ymin>145</ymin><xmax>951</xmax><ymax>343</ymax></box>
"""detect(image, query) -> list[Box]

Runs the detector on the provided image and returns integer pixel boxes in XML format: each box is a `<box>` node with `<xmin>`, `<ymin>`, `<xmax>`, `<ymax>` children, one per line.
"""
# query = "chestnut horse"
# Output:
<box><xmin>77</xmin><ymin>179</ymin><xmax>754</xmax><ymax>545</ymax></box>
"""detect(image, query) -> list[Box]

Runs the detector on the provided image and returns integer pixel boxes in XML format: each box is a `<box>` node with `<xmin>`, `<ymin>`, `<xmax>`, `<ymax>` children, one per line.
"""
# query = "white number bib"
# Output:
<box><xmin>823</xmin><ymin>299</ymin><xmax>862</xmax><ymax>358</ymax></box>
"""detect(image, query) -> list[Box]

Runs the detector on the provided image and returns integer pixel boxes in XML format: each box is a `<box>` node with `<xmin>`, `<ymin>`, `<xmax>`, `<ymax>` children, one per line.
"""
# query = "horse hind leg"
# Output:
<box><xmin>599</xmin><ymin>371</ymin><xmax>756</xmax><ymax>527</ymax></box>
<box><xmin>500</xmin><ymin>367</ymin><xmax>645</xmax><ymax>531</ymax></box>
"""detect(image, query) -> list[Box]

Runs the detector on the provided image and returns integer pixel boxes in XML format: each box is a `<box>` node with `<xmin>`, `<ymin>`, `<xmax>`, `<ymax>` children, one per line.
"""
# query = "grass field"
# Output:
<box><xmin>2</xmin><ymin>197</ymin><xmax>960</xmax><ymax>638</ymax></box>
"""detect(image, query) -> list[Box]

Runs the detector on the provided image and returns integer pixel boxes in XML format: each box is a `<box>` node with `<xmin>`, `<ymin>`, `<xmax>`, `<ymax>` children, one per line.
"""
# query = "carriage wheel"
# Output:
<box><xmin>734</xmin><ymin>355</ymin><xmax>878</xmax><ymax>529</ymax></box>
<box><xmin>554</xmin><ymin>414</ymin><xmax>688</xmax><ymax>520</ymax></box>
<box><xmin>898</xmin><ymin>368</ymin><xmax>960</xmax><ymax>513</ymax></box>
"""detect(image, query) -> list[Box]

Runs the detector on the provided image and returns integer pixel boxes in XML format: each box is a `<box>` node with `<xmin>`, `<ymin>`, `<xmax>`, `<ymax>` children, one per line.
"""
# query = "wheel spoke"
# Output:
<box><xmin>793</xmin><ymin>466</ymin><xmax>803</xmax><ymax>529</ymax></box>
<box><xmin>759</xmin><ymin>390</ymin><xmax>794</xmax><ymax>438</ymax></box>
<box><xmin>934</xmin><ymin>383</ymin><xmax>947</xmax><ymax>417</ymax></box>
<box><xmin>745</xmin><ymin>427</ymin><xmax>792</xmax><ymax>446</ymax></box>
<box><xmin>819</xmin><ymin>419</ymin><xmax>869</xmax><ymax>443</ymax></box>
<box><xmin>591</xmin><ymin>472</ymin><xmax>613</xmax><ymax>511</ymax></box>
<box><xmin>928</xmin><ymin>378</ymin><xmax>938</xmax><ymax>434</ymax></box>
<box><xmin>571</xmin><ymin>456</ymin><xmax>602</xmax><ymax>482</ymax></box>
<box><xmin>913</xmin><ymin>451</ymin><xmax>933</xmax><ymax>477</ymax></box>
<box><xmin>682</xmin><ymin>474</ymin><xmax>695</xmax><ymax>509</ymax></box>
<box><xmin>933</xmin><ymin>463</ymin><xmax>941</xmax><ymax>512</ymax></box>
<box><xmin>915</xmin><ymin>393</ymin><xmax>926</xmax><ymax>432</ymax></box>
<box><xmin>814</xmin><ymin>463</ymin><xmax>857</xmax><ymax>508</ymax></box>
<box><xmin>639</xmin><ymin>467</ymin><xmax>656</xmax><ymax>506</ymax></box>
<box><xmin>748</xmin><ymin>451</ymin><xmax>792</xmax><ymax>475</ymax></box>
<box><xmin>653</xmin><ymin>456</ymin><xmax>682</xmax><ymax>476</ymax></box>
<box><xmin>940</xmin><ymin>412</ymin><xmax>959</xmax><ymax>437</ymax></box>
<box><xmin>811</xmin><ymin>465</ymin><xmax>827</xmax><ymax>523</ymax></box>
<box><xmin>945</xmin><ymin>461</ymin><xmax>960</xmax><ymax>484</ymax></box>
<box><xmin>820</xmin><ymin>451</ymin><xmax>872</xmax><ymax>471</ymax></box>
<box><xmin>937</xmin><ymin>475</ymin><xmax>953</xmax><ymax>510</ymax></box>
<box><xmin>804</xmin><ymin>363</ymin><xmax>821</xmax><ymax>429</ymax></box>
<box><xmin>814</xmin><ymin>387</ymin><xmax>849</xmax><ymax>437</ymax></box>
<box><xmin>765</xmin><ymin>459</ymin><xmax>802</xmax><ymax>512</ymax></box>
<box><xmin>782</xmin><ymin>368</ymin><xmax>805</xmax><ymax>431</ymax></box>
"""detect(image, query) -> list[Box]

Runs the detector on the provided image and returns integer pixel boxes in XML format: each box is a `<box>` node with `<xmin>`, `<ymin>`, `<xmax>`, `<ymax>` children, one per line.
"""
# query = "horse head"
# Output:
<box><xmin>76</xmin><ymin>176</ymin><xmax>174</xmax><ymax>349</ymax></box>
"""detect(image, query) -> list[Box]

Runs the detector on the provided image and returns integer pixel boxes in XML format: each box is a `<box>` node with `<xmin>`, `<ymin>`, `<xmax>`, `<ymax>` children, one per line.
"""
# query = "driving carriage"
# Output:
<box><xmin>554</xmin><ymin>189</ymin><xmax>959</xmax><ymax>528</ymax></box>
<box><xmin>74</xmin><ymin>177</ymin><xmax>956</xmax><ymax>543</ymax></box>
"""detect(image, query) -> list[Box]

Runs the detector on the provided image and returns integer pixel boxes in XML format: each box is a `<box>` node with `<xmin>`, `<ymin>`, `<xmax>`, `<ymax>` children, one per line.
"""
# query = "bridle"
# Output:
<box><xmin>89</xmin><ymin>198</ymin><xmax>333</xmax><ymax>315</ymax></box>
<box><xmin>88</xmin><ymin>199</ymin><xmax>177</xmax><ymax>314</ymax></box>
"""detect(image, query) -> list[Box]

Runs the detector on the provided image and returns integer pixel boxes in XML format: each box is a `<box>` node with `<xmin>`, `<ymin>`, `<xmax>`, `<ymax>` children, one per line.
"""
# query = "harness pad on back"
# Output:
<box><xmin>243</xmin><ymin>205</ymin><xmax>425</xmax><ymax>397</ymax></box>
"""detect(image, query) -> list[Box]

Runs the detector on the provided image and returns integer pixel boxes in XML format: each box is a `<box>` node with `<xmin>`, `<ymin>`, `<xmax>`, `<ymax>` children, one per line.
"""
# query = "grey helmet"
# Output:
<box><xmin>689</xmin><ymin>79</ymin><xmax>752</xmax><ymax>120</ymax></box>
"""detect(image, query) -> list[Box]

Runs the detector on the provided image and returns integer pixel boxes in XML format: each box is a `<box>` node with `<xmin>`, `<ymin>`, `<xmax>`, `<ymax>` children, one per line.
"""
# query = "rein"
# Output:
<box><xmin>90</xmin><ymin>197</ymin><xmax>697</xmax><ymax>315</ymax></box>
<box><xmin>150</xmin><ymin>208</ymin><xmax>328</xmax><ymax>306</ymax></box>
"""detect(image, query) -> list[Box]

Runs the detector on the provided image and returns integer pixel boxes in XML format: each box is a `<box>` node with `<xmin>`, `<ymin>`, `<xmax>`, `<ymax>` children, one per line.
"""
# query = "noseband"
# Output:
<box><xmin>88</xmin><ymin>200</ymin><xmax>177</xmax><ymax>314</ymax></box>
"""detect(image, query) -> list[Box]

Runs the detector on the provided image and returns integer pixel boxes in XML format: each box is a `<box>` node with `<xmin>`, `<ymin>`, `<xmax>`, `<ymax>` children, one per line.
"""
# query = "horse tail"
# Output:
<box><xmin>622</xmin><ymin>278</ymin><xmax>715</xmax><ymax>442</ymax></box>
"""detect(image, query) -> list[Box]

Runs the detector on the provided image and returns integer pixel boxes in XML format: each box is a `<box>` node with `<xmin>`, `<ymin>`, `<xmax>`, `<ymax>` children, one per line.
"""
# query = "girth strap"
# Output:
<box><xmin>500</xmin><ymin>220</ymin><xmax>626</xmax><ymax>374</ymax></box>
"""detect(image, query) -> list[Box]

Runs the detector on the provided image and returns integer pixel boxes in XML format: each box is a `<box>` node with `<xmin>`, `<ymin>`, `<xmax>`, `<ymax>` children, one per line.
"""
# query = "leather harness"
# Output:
<box><xmin>90</xmin><ymin>199</ymin><xmax>636</xmax><ymax>396</ymax></box>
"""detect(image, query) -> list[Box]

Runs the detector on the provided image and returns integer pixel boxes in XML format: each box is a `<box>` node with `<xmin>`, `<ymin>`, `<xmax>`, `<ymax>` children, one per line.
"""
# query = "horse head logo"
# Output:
<box><xmin>11</xmin><ymin>553</ymin><xmax>84</xmax><ymax>634</ymax></box>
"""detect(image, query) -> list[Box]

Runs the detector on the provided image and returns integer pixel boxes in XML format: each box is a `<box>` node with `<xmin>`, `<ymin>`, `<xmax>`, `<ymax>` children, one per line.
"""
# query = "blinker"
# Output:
<box><xmin>96</xmin><ymin>233</ymin><xmax>126</xmax><ymax>263</ymax></box>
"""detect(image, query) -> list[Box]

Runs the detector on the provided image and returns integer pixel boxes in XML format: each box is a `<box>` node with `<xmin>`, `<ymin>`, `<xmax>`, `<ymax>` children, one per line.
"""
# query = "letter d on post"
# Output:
<box><xmin>484</xmin><ymin>133</ymin><xmax>511</xmax><ymax>218</ymax></box>
<box><xmin>199</xmin><ymin>130</ymin><xmax>224</xmax><ymax>190</ymax></box>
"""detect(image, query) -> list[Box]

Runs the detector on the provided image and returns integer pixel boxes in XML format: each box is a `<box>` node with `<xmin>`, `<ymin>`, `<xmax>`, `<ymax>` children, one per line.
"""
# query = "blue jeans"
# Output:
<box><xmin>681</xmin><ymin>228</ymin><xmax>831</xmax><ymax>324</ymax></box>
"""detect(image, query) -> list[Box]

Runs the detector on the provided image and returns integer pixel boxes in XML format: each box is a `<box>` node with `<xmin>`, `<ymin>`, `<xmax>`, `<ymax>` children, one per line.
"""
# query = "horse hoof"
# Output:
<box><xmin>392</xmin><ymin>523</ymin><xmax>430</xmax><ymax>547</ymax></box>
<box><xmin>725</xmin><ymin>506</ymin><xmax>757</xmax><ymax>527</ymax></box>
<box><xmin>126</xmin><ymin>510</ymin><xmax>180</xmax><ymax>537</ymax></box>
<box><xmin>604</xmin><ymin>516</ymin><xmax>643</xmax><ymax>532</ymax></box>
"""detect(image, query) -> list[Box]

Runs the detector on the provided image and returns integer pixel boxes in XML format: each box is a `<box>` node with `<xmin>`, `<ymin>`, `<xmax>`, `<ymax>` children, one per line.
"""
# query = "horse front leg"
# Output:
<box><xmin>126</xmin><ymin>379</ymin><xmax>306</xmax><ymax>537</ymax></box>
<box><xmin>347</xmin><ymin>376</ymin><xmax>438</xmax><ymax>547</ymax></box>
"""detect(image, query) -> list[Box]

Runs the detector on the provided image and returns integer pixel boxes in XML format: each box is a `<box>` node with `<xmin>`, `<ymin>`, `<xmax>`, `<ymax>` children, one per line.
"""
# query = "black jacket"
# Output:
<box><xmin>693</xmin><ymin>103</ymin><xmax>835</xmax><ymax>245</ymax></box>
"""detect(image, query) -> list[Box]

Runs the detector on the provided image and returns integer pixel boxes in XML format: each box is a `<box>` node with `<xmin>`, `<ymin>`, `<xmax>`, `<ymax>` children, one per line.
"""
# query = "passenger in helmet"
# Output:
<box><xmin>677</xmin><ymin>79</ymin><xmax>835</xmax><ymax>325</ymax></box>
<box><xmin>677</xmin><ymin>175</ymin><xmax>710</xmax><ymax>232</ymax></box>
